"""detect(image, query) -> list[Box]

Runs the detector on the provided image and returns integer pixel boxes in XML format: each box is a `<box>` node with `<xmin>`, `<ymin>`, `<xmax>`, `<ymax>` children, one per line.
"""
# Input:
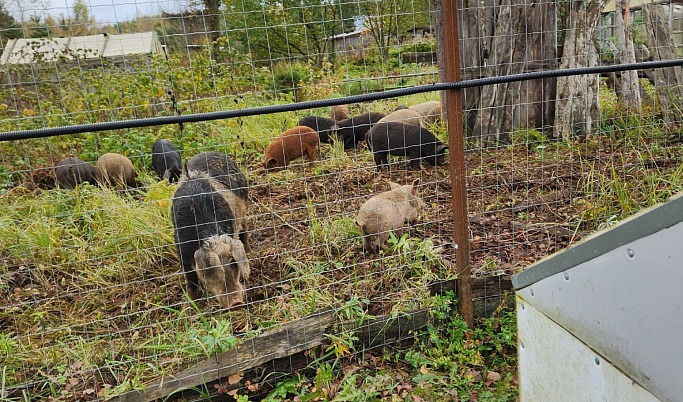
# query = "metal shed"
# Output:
<box><xmin>512</xmin><ymin>194</ymin><xmax>683</xmax><ymax>401</ymax></box>
<box><xmin>0</xmin><ymin>31</ymin><xmax>164</xmax><ymax>66</ymax></box>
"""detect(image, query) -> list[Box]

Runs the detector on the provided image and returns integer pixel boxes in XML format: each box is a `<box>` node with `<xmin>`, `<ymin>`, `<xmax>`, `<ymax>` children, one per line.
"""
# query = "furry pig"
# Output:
<box><xmin>152</xmin><ymin>139</ymin><xmax>182</xmax><ymax>183</ymax></box>
<box><xmin>331</xmin><ymin>104</ymin><xmax>350</xmax><ymax>121</ymax></box>
<box><xmin>409</xmin><ymin>101</ymin><xmax>441</xmax><ymax>117</ymax></box>
<box><xmin>172</xmin><ymin>152</ymin><xmax>251</xmax><ymax>308</ymax></box>
<box><xmin>95</xmin><ymin>153</ymin><xmax>138</xmax><ymax>189</ymax></box>
<box><xmin>297</xmin><ymin>115</ymin><xmax>337</xmax><ymax>144</ymax></box>
<box><xmin>377</xmin><ymin>109</ymin><xmax>423</xmax><ymax>127</ymax></box>
<box><xmin>331</xmin><ymin>112</ymin><xmax>386</xmax><ymax>150</ymax></box>
<box><xmin>357</xmin><ymin>182</ymin><xmax>425</xmax><ymax>252</ymax></box>
<box><xmin>424</xmin><ymin>103</ymin><xmax>443</xmax><ymax>125</ymax></box>
<box><xmin>366</xmin><ymin>122</ymin><xmax>449</xmax><ymax>170</ymax></box>
<box><xmin>263</xmin><ymin>126</ymin><xmax>319</xmax><ymax>170</ymax></box>
<box><xmin>55</xmin><ymin>157</ymin><xmax>97</xmax><ymax>189</ymax></box>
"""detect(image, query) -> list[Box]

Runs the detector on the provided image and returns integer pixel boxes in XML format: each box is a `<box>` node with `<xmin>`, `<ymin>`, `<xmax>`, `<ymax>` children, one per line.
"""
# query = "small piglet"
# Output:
<box><xmin>357</xmin><ymin>182</ymin><xmax>425</xmax><ymax>252</ymax></box>
<box><xmin>95</xmin><ymin>153</ymin><xmax>138</xmax><ymax>189</ymax></box>
<box><xmin>55</xmin><ymin>157</ymin><xmax>97</xmax><ymax>189</ymax></box>
<box><xmin>152</xmin><ymin>139</ymin><xmax>182</xmax><ymax>183</ymax></box>
<box><xmin>297</xmin><ymin>115</ymin><xmax>337</xmax><ymax>144</ymax></box>
<box><xmin>331</xmin><ymin>112</ymin><xmax>385</xmax><ymax>150</ymax></box>
<box><xmin>377</xmin><ymin>109</ymin><xmax>423</xmax><ymax>127</ymax></box>
<box><xmin>424</xmin><ymin>103</ymin><xmax>443</xmax><ymax>125</ymax></box>
<box><xmin>366</xmin><ymin>122</ymin><xmax>449</xmax><ymax>170</ymax></box>
<box><xmin>409</xmin><ymin>101</ymin><xmax>441</xmax><ymax>117</ymax></box>
<box><xmin>263</xmin><ymin>126</ymin><xmax>319</xmax><ymax>170</ymax></box>
<box><xmin>331</xmin><ymin>104</ymin><xmax>350</xmax><ymax>121</ymax></box>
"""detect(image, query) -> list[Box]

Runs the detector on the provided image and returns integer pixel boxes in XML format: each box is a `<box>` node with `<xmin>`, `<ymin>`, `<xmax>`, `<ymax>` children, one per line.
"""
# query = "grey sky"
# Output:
<box><xmin>48</xmin><ymin>0</ymin><xmax>186</xmax><ymax>25</ymax></box>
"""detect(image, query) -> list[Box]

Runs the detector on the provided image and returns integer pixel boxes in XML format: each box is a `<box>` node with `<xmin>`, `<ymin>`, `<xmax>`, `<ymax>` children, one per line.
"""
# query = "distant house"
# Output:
<box><xmin>326</xmin><ymin>29</ymin><xmax>373</xmax><ymax>54</ymax></box>
<box><xmin>404</xmin><ymin>26</ymin><xmax>434</xmax><ymax>41</ymax></box>
<box><xmin>0</xmin><ymin>31</ymin><xmax>164</xmax><ymax>67</ymax></box>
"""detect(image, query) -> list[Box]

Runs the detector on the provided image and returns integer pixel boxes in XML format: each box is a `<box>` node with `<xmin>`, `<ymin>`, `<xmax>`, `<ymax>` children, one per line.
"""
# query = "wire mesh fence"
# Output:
<box><xmin>1</xmin><ymin>0</ymin><xmax>683</xmax><ymax>400</ymax></box>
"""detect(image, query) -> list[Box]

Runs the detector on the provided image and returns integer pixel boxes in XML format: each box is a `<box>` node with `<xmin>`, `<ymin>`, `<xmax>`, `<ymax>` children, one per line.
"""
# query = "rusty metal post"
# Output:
<box><xmin>441</xmin><ymin>0</ymin><xmax>473</xmax><ymax>328</ymax></box>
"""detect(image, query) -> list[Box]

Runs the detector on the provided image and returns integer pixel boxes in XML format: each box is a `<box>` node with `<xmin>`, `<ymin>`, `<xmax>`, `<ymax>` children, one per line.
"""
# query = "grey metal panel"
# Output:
<box><xmin>512</xmin><ymin>193</ymin><xmax>683</xmax><ymax>289</ymax></box>
<box><xmin>517</xmin><ymin>220</ymin><xmax>683</xmax><ymax>402</ymax></box>
<box><xmin>517</xmin><ymin>296</ymin><xmax>660</xmax><ymax>402</ymax></box>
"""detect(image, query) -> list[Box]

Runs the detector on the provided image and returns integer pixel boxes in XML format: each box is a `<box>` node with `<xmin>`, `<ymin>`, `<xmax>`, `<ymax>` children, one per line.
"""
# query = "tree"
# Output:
<box><xmin>0</xmin><ymin>0</ymin><xmax>22</xmax><ymax>39</ymax></box>
<box><xmin>360</xmin><ymin>0</ymin><xmax>430</xmax><ymax>60</ymax></box>
<box><xmin>554</xmin><ymin>0</ymin><xmax>606</xmax><ymax>140</ymax></box>
<box><xmin>65</xmin><ymin>0</ymin><xmax>96</xmax><ymax>36</ymax></box>
<box><xmin>470</xmin><ymin>0</ymin><xmax>557</xmax><ymax>144</ymax></box>
<box><xmin>614</xmin><ymin>0</ymin><xmax>641</xmax><ymax>112</ymax></box>
<box><xmin>642</xmin><ymin>3</ymin><xmax>683</xmax><ymax>127</ymax></box>
<box><xmin>223</xmin><ymin>0</ymin><xmax>355</xmax><ymax>66</ymax></box>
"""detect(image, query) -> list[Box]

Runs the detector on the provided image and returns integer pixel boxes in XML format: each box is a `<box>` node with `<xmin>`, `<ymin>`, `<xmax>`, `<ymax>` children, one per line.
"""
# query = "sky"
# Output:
<box><xmin>23</xmin><ymin>0</ymin><xmax>187</xmax><ymax>25</ymax></box>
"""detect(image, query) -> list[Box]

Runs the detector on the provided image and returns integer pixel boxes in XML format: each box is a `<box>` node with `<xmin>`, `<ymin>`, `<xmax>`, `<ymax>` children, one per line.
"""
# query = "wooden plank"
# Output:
<box><xmin>112</xmin><ymin>307</ymin><xmax>337</xmax><ymax>402</ymax></box>
<box><xmin>350</xmin><ymin>309</ymin><xmax>432</xmax><ymax>348</ymax></box>
<box><xmin>115</xmin><ymin>277</ymin><xmax>513</xmax><ymax>401</ymax></box>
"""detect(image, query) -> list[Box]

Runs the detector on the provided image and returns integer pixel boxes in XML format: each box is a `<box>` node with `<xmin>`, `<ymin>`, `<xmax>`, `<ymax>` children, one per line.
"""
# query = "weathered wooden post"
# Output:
<box><xmin>441</xmin><ymin>0</ymin><xmax>473</xmax><ymax>328</ymax></box>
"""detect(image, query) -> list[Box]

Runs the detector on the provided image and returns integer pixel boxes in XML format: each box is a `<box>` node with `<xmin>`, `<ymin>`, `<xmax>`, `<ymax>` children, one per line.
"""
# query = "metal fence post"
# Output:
<box><xmin>441</xmin><ymin>0</ymin><xmax>473</xmax><ymax>328</ymax></box>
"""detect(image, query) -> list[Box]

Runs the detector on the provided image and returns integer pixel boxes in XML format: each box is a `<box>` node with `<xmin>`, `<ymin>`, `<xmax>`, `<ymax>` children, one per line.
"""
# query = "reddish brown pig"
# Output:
<box><xmin>263</xmin><ymin>126</ymin><xmax>319</xmax><ymax>170</ymax></box>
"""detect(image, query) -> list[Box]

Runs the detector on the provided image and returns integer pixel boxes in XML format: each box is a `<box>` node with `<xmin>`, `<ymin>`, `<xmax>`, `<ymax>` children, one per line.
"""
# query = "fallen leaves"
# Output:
<box><xmin>485</xmin><ymin>371</ymin><xmax>501</xmax><ymax>387</ymax></box>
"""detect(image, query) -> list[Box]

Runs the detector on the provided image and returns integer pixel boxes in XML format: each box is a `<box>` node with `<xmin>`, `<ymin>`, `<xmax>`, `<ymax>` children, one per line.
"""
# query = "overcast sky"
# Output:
<box><xmin>24</xmin><ymin>0</ymin><xmax>187</xmax><ymax>25</ymax></box>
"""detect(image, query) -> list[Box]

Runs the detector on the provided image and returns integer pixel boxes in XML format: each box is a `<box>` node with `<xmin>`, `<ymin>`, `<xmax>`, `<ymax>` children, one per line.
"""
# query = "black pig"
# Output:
<box><xmin>152</xmin><ymin>139</ymin><xmax>182</xmax><ymax>183</ymax></box>
<box><xmin>172</xmin><ymin>152</ymin><xmax>251</xmax><ymax>308</ymax></box>
<box><xmin>331</xmin><ymin>112</ymin><xmax>385</xmax><ymax>150</ymax></box>
<box><xmin>55</xmin><ymin>157</ymin><xmax>97</xmax><ymax>189</ymax></box>
<box><xmin>297</xmin><ymin>115</ymin><xmax>337</xmax><ymax>144</ymax></box>
<box><xmin>366</xmin><ymin>122</ymin><xmax>449</xmax><ymax>170</ymax></box>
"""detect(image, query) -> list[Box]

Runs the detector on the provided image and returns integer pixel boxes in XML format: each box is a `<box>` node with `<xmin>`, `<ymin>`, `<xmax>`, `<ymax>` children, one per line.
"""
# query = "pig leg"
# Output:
<box><xmin>409</xmin><ymin>150</ymin><xmax>422</xmax><ymax>170</ymax></box>
<box><xmin>239</xmin><ymin>231</ymin><xmax>251</xmax><ymax>253</ymax></box>
<box><xmin>304</xmin><ymin>146</ymin><xmax>316</xmax><ymax>162</ymax></box>
<box><xmin>374</xmin><ymin>151</ymin><xmax>389</xmax><ymax>171</ymax></box>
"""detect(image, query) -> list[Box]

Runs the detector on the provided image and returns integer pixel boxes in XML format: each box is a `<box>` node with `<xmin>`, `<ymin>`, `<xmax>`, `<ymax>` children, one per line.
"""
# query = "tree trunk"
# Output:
<box><xmin>614</xmin><ymin>0</ymin><xmax>642</xmax><ymax>112</ymax></box>
<box><xmin>643</xmin><ymin>3</ymin><xmax>683</xmax><ymax>127</ymax></box>
<box><xmin>433</xmin><ymin>0</ymin><xmax>445</xmax><ymax>115</ymax></box>
<box><xmin>458</xmin><ymin>0</ymin><xmax>485</xmax><ymax>131</ymax></box>
<box><xmin>553</xmin><ymin>0</ymin><xmax>606</xmax><ymax>140</ymax></box>
<box><xmin>433</xmin><ymin>0</ymin><xmax>483</xmax><ymax>126</ymax></box>
<box><xmin>472</xmin><ymin>0</ymin><xmax>556</xmax><ymax>145</ymax></box>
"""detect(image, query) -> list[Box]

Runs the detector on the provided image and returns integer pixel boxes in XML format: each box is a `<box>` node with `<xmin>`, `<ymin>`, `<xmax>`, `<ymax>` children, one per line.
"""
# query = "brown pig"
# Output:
<box><xmin>331</xmin><ymin>104</ymin><xmax>350</xmax><ymax>121</ymax></box>
<box><xmin>95</xmin><ymin>153</ymin><xmax>138</xmax><ymax>189</ymax></box>
<box><xmin>357</xmin><ymin>182</ymin><xmax>425</xmax><ymax>253</ymax></box>
<box><xmin>263</xmin><ymin>126</ymin><xmax>319</xmax><ymax>170</ymax></box>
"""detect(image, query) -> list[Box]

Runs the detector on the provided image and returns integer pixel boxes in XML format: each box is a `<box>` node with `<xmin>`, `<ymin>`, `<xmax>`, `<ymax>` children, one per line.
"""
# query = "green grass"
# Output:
<box><xmin>260</xmin><ymin>293</ymin><xmax>518</xmax><ymax>401</ymax></box>
<box><xmin>2</xmin><ymin>49</ymin><xmax>683</xmax><ymax>400</ymax></box>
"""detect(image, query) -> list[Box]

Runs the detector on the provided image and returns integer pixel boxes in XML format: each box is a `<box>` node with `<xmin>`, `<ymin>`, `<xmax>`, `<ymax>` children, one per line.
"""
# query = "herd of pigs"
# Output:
<box><xmin>51</xmin><ymin>100</ymin><xmax>446</xmax><ymax>308</ymax></box>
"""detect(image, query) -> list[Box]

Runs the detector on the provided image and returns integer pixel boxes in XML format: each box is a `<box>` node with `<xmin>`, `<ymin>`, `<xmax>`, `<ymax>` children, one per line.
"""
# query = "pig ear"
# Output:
<box><xmin>266</xmin><ymin>158</ymin><xmax>277</xmax><ymax>169</ymax></box>
<box><xmin>411</xmin><ymin>178</ymin><xmax>420</xmax><ymax>187</ymax></box>
<box><xmin>228</xmin><ymin>238</ymin><xmax>250</xmax><ymax>281</ymax></box>
<box><xmin>436</xmin><ymin>144</ymin><xmax>449</xmax><ymax>153</ymax></box>
<box><xmin>389</xmin><ymin>182</ymin><xmax>401</xmax><ymax>190</ymax></box>
<box><xmin>410</xmin><ymin>185</ymin><xmax>419</xmax><ymax>196</ymax></box>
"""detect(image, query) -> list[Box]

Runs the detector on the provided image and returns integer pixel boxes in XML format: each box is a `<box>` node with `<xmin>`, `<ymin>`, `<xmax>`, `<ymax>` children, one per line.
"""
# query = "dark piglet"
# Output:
<box><xmin>152</xmin><ymin>139</ymin><xmax>182</xmax><ymax>183</ymax></box>
<box><xmin>172</xmin><ymin>152</ymin><xmax>251</xmax><ymax>309</ymax></box>
<box><xmin>331</xmin><ymin>112</ymin><xmax>385</xmax><ymax>150</ymax></box>
<box><xmin>297</xmin><ymin>115</ymin><xmax>337</xmax><ymax>144</ymax></box>
<box><xmin>366</xmin><ymin>122</ymin><xmax>449</xmax><ymax>170</ymax></box>
<box><xmin>55</xmin><ymin>157</ymin><xmax>97</xmax><ymax>189</ymax></box>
